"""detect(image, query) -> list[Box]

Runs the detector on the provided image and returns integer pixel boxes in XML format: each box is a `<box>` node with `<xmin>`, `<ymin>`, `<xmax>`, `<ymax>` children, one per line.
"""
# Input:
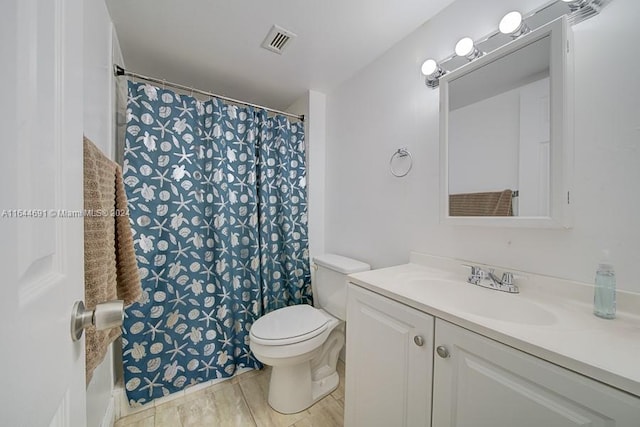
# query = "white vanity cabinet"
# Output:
<box><xmin>345</xmin><ymin>284</ymin><xmax>434</xmax><ymax>427</ymax></box>
<box><xmin>432</xmin><ymin>319</ymin><xmax>640</xmax><ymax>427</ymax></box>
<box><xmin>345</xmin><ymin>282</ymin><xmax>640</xmax><ymax>427</ymax></box>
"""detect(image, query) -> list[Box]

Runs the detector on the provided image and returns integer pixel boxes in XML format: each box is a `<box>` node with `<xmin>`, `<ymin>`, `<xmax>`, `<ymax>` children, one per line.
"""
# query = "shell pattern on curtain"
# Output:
<box><xmin>121</xmin><ymin>81</ymin><xmax>312</xmax><ymax>405</ymax></box>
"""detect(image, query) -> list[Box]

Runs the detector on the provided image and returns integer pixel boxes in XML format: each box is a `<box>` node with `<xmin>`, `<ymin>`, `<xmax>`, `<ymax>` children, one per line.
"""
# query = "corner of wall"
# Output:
<box><xmin>84</xmin><ymin>0</ymin><xmax>124</xmax><ymax>426</ymax></box>
<box><xmin>307</xmin><ymin>91</ymin><xmax>327</xmax><ymax>260</ymax></box>
<box><xmin>287</xmin><ymin>91</ymin><xmax>328</xmax><ymax>260</ymax></box>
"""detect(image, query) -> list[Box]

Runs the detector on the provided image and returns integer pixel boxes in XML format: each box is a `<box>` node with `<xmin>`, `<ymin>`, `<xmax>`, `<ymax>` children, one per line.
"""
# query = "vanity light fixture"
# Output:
<box><xmin>455</xmin><ymin>37</ymin><xmax>483</xmax><ymax>61</ymax></box>
<box><xmin>562</xmin><ymin>0</ymin><xmax>602</xmax><ymax>18</ymax></box>
<box><xmin>421</xmin><ymin>59</ymin><xmax>446</xmax><ymax>88</ymax></box>
<box><xmin>419</xmin><ymin>0</ymin><xmax>610</xmax><ymax>90</ymax></box>
<box><xmin>562</xmin><ymin>0</ymin><xmax>597</xmax><ymax>11</ymax></box>
<box><xmin>499</xmin><ymin>11</ymin><xmax>530</xmax><ymax>38</ymax></box>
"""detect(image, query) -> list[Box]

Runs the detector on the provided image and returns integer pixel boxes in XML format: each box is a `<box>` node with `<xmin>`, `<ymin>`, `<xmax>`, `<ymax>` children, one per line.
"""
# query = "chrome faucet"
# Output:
<box><xmin>467</xmin><ymin>266</ymin><xmax>519</xmax><ymax>294</ymax></box>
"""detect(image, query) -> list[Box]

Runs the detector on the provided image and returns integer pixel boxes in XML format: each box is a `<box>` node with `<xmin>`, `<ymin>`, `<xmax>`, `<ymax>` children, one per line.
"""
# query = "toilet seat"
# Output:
<box><xmin>250</xmin><ymin>305</ymin><xmax>330</xmax><ymax>346</ymax></box>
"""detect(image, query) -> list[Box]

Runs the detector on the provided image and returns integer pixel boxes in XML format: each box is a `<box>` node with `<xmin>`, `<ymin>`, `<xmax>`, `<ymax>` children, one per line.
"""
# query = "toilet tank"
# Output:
<box><xmin>313</xmin><ymin>254</ymin><xmax>370</xmax><ymax>321</ymax></box>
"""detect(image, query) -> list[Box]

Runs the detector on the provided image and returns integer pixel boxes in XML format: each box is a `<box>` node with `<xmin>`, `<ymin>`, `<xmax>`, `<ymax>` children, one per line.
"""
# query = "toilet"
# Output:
<box><xmin>249</xmin><ymin>254</ymin><xmax>370</xmax><ymax>414</ymax></box>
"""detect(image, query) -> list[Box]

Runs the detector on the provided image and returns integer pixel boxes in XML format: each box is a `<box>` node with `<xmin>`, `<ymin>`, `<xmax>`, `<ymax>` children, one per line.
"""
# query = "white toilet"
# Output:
<box><xmin>249</xmin><ymin>254</ymin><xmax>370</xmax><ymax>414</ymax></box>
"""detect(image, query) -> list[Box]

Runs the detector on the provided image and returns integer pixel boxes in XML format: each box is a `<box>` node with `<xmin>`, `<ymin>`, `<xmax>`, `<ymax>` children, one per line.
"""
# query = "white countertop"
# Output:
<box><xmin>347</xmin><ymin>253</ymin><xmax>640</xmax><ymax>398</ymax></box>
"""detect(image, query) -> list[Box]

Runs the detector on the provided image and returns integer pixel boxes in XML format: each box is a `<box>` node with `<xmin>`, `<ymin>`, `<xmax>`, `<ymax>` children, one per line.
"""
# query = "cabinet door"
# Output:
<box><xmin>433</xmin><ymin>319</ymin><xmax>640</xmax><ymax>427</ymax></box>
<box><xmin>345</xmin><ymin>284</ymin><xmax>434</xmax><ymax>427</ymax></box>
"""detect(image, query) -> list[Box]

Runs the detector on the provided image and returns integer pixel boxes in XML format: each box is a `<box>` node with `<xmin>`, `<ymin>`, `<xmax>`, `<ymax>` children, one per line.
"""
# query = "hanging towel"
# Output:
<box><xmin>83</xmin><ymin>136</ymin><xmax>141</xmax><ymax>383</ymax></box>
<box><xmin>449</xmin><ymin>189</ymin><xmax>514</xmax><ymax>216</ymax></box>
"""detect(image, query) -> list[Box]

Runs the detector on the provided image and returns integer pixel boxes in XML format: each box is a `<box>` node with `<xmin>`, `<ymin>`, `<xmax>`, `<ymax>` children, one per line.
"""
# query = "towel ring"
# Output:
<box><xmin>389</xmin><ymin>148</ymin><xmax>413</xmax><ymax>178</ymax></box>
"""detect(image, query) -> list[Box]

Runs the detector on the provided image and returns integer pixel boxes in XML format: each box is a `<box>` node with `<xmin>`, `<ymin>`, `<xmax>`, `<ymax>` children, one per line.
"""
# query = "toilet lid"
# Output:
<box><xmin>250</xmin><ymin>305</ymin><xmax>329</xmax><ymax>344</ymax></box>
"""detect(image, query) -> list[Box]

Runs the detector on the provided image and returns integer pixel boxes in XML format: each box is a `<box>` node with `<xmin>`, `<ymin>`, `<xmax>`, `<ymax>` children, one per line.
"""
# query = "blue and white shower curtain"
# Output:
<box><xmin>121</xmin><ymin>81</ymin><xmax>312</xmax><ymax>405</ymax></box>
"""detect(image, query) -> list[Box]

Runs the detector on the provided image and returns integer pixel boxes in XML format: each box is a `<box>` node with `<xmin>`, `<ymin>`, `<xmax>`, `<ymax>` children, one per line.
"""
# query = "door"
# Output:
<box><xmin>345</xmin><ymin>284</ymin><xmax>434</xmax><ymax>427</ymax></box>
<box><xmin>433</xmin><ymin>319</ymin><xmax>640</xmax><ymax>427</ymax></box>
<box><xmin>518</xmin><ymin>77</ymin><xmax>551</xmax><ymax>217</ymax></box>
<box><xmin>0</xmin><ymin>1</ymin><xmax>85</xmax><ymax>426</ymax></box>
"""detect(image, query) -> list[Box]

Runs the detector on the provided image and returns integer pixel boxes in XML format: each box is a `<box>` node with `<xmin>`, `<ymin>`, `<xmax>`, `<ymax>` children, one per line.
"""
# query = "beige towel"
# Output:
<box><xmin>449</xmin><ymin>189</ymin><xmax>514</xmax><ymax>216</ymax></box>
<box><xmin>84</xmin><ymin>137</ymin><xmax>141</xmax><ymax>383</ymax></box>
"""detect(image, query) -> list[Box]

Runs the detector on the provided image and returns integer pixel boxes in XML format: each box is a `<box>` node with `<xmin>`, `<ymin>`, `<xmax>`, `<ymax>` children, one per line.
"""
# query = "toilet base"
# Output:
<box><xmin>267</xmin><ymin>325</ymin><xmax>345</xmax><ymax>414</ymax></box>
<box><xmin>268</xmin><ymin>363</ymin><xmax>339</xmax><ymax>414</ymax></box>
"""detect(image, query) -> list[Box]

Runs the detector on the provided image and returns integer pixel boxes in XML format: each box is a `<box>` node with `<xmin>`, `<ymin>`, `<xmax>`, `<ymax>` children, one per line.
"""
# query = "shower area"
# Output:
<box><xmin>114</xmin><ymin>72</ymin><xmax>312</xmax><ymax>407</ymax></box>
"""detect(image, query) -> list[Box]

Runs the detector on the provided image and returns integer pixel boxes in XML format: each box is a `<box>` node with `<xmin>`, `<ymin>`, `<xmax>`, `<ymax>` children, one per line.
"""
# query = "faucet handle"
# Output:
<box><xmin>466</xmin><ymin>265</ymin><xmax>481</xmax><ymax>284</ymax></box>
<box><xmin>501</xmin><ymin>272</ymin><xmax>514</xmax><ymax>286</ymax></box>
<box><xmin>470</xmin><ymin>265</ymin><xmax>486</xmax><ymax>277</ymax></box>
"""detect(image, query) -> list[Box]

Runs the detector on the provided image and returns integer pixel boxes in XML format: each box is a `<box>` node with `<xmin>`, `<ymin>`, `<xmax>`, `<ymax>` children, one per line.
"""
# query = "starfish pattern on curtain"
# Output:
<box><xmin>121</xmin><ymin>81</ymin><xmax>312</xmax><ymax>405</ymax></box>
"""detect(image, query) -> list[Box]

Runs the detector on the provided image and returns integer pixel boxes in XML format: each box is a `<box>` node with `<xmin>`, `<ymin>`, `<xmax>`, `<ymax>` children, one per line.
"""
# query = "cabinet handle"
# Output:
<box><xmin>436</xmin><ymin>345</ymin><xmax>450</xmax><ymax>358</ymax></box>
<box><xmin>413</xmin><ymin>335</ymin><xmax>424</xmax><ymax>347</ymax></box>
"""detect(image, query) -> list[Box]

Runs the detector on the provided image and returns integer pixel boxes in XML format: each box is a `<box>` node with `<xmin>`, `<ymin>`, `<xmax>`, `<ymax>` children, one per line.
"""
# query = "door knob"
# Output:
<box><xmin>413</xmin><ymin>335</ymin><xmax>425</xmax><ymax>346</ymax></box>
<box><xmin>70</xmin><ymin>300</ymin><xmax>124</xmax><ymax>341</ymax></box>
<box><xmin>436</xmin><ymin>345</ymin><xmax>450</xmax><ymax>358</ymax></box>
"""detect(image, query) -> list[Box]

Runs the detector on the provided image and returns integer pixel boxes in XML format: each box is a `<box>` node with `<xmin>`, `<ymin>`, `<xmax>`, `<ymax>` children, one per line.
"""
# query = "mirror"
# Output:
<box><xmin>440</xmin><ymin>17</ymin><xmax>573</xmax><ymax>228</ymax></box>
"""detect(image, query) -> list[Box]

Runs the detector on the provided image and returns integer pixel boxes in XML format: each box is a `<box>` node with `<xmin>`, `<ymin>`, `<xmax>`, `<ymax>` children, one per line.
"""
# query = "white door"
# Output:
<box><xmin>345</xmin><ymin>284</ymin><xmax>434</xmax><ymax>427</ymax></box>
<box><xmin>0</xmin><ymin>1</ymin><xmax>86</xmax><ymax>426</ymax></box>
<box><xmin>433</xmin><ymin>319</ymin><xmax>640</xmax><ymax>427</ymax></box>
<box><xmin>518</xmin><ymin>77</ymin><xmax>551</xmax><ymax>217</ymax></box>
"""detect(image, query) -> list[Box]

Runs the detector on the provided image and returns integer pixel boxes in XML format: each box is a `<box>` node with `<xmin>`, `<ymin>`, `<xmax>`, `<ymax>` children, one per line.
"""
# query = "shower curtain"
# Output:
<box><xmin>121</xmin><ymin>81</ymin><xmax>312</xmax><ymax>405</ymax></box>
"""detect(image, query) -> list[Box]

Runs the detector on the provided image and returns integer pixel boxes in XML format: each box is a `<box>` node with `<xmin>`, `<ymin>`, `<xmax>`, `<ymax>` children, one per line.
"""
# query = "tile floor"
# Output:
<box><xmin>114</xmin><ymin>361</ymin><xmax>345</xmax><ymax>427</ymax></box>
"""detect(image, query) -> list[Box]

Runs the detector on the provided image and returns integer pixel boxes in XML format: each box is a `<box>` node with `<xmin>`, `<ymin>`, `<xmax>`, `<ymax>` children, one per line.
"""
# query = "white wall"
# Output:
<box><xmin>449</xmin><ymin>77</ymin><xmax>550</xmax><ymax>217</ymax></box>
<box><xmin>84</xmin><ymin>0</ymin><xmax>124</xmax><ymax>425</ymax></box>
<box><xmin>325</xmin><ymin>0</ymin><xmax>640</xmax><ymax>293</ymax></box>
<box><xmin>518</xmin><ymin>77</ymin><xmax>550</xmax><ymax>216</ymax></box>
<box><xmin>449</xmin><ymin>87</ymin><xmax>520</xmax><ymax>194</ymax></box>
<box><xmin>288</xmin><ymin>91</ymin><xmax>328</xmax><ymax>261</ymax></box>
<box><xmin>85</xmin><ymin>0</ymin><xmax>115</xmax><ymax>158</ymax></box>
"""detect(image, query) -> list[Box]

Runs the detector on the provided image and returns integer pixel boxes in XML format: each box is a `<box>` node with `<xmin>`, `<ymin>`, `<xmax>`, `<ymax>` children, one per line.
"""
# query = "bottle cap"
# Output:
<box><xmin>599</xmin><ymin>249</ymin><xmax>614</xmax><ymax>270</ymax></box>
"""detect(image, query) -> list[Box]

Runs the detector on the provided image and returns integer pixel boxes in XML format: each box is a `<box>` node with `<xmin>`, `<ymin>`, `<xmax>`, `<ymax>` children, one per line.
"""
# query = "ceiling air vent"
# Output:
<box><xmin>261</xmin><ymin>25</ymin><xmax>297</xmax><ymax>54</ymax></box>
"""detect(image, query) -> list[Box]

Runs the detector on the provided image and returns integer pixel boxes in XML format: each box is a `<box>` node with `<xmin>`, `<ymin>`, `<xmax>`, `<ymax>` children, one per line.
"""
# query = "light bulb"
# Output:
<box><xmin>421</xmin><ymin>58</ymin><xmax>445</xmax><ymax>88</ymax></box>
<box><xmin>455</xmin><ymin>37</ymin><xmax>475</xmax><ymax>57</ymax></box>
<box><xmin>455</xmin><ymin>37</ymin><xmax>482</xmax><ymax>60</ymax></box>
<box><xmin>421</xmin><ymin>59</ymin><xmax>438</xmax><ymax>77</ymax></box>
<box><xmin>499</xmin><ymin>11</ymin><xmax>522</xmax><ymax>34</ymax></box>
<box><xmin>499</xmin><ymin>11</ymin><xmax>530</xmax><ymax>38</ymax></box>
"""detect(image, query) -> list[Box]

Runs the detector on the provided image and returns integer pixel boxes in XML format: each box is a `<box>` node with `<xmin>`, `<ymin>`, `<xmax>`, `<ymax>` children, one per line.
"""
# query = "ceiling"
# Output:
<box><xmin>105</xmin><ymin>0</ymin><xmax>456</xmax><ymax>110</ymax></box>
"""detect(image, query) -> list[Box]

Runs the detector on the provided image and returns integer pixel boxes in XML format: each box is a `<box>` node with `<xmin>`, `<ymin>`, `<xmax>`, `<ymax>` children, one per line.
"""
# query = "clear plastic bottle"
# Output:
<box><xmin>593</xmin><ymin>250</ymin><xmax>616</xmax><ymax>319</ymax></box>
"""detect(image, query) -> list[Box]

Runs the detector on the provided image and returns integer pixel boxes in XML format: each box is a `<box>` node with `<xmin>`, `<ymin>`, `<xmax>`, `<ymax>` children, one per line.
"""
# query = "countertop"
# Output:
<box><xmin>347</xmin><ymin>253</ymin><xmax>640</xmax><ymax>398</ymax></box>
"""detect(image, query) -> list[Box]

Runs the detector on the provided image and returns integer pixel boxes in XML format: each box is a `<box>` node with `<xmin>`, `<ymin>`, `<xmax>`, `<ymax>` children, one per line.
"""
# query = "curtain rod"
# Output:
<box><xmin>113</xmin><ymin>65</ymin><xmax>304</xmax><ymax>122</ymax></box>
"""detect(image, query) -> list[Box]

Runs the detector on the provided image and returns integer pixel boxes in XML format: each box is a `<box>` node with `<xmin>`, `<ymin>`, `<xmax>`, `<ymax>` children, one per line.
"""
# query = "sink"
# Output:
<box><xmin>406</xmin><ymin>278</ymin><xmax>557</xmax><ymax>326</ymax></box>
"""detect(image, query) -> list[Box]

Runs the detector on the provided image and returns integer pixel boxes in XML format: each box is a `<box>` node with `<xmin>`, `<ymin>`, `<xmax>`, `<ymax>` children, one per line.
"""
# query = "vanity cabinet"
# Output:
<box><xmin>432</xmin><ymin>319</ymin><xmax>640</xmax><ymax>426</ymax></box>
<box><xmin>345</xmin><ymin>284</ymin><xmax>434</xmax><ymax>427</ymax></box>
<box><xmin>345</xmin><ymin>283</ymin><xmax>640</xmax><ymax>427</ymax></box>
